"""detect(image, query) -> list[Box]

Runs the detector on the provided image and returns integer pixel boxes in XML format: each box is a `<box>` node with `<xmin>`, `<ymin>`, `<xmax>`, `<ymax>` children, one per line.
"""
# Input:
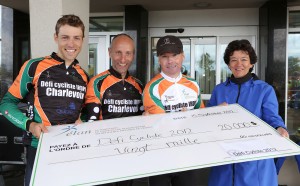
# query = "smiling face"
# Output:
<box><xmin>159</xmin><ymin>52</ymin><xmax>184</xmax><ymax>78</ymax></box>
<box><xmin>54</xmin><ymin>24</ymin><xmax>84</xmax><ymax>66</ymax></box>
<box><xmin>109</xmin><ymin>35</ymin><xmax>135</xmax><ymax>79</ymax></box>
<box><xmin>228</xmin><ymin>50</ymin><xmax>254</xmax><ymax>78</ymax></box>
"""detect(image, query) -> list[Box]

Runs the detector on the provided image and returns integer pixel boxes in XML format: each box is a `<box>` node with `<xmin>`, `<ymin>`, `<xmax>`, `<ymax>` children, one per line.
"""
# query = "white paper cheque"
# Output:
<box><xmin>30</xmin><ymin>104</ymin><xmax>300</xmax><ymax>186</ymax></box>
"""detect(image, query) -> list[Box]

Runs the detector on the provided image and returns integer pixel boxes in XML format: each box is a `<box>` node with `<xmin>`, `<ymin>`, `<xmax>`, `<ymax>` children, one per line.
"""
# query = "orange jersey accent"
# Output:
<box><xmin>7</xmin><ymin>54</ymin><xmax>88</xmax><ymax>127</ymax></box>
<box><xmin>143</xmin><ymin>73</ymin><xmax>204</xmax><ymax>114</ymax></box>
<box><xmin>85</xmin><ymin>68</ymin><xmax>143</xmax><ymax>120</ymax></box>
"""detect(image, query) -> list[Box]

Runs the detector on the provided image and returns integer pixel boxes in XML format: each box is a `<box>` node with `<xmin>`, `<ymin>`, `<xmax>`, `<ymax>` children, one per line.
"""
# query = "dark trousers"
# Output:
<box><xmin>149</xmin><ymin>170</ymin><xmax>198</xmax><ymax>186</ymax></box>
<box><xmin>24</xmin><ymin>146</ymin><xmax>37</xmax><ymax>186</ymax></box>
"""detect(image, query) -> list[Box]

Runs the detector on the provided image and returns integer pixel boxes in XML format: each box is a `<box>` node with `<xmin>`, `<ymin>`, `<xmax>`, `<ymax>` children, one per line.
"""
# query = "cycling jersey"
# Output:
<box><xmin>0</xmin><ymin>53</ymin><xmax>89</xmax><ymax>147</ymax></box>
<box><xmin>85</xmin><ymin>68</ymin><xmax>143</xmax><ymax>120</ymax></box>
<box><xmin>143</xmin><ymin>72</ymin><xmax>204</xmax><ymax>114</ymax></box>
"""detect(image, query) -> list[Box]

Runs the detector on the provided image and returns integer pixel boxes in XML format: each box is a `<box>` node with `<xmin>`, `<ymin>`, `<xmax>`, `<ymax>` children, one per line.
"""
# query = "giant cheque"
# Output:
<box><xmin>30</xmin><ymin>104</ymin><xmax>300</xmax><ymax>186</ymax></box>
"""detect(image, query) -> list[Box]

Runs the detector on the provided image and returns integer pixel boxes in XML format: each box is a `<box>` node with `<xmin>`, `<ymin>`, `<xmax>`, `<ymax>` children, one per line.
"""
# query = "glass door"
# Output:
<box><xmin>88</xmin><ymin>36</ymin><xmax>107</xmax><ymax>77</ymax></box>
<box><xmin>287</xmin><ymin>33</ymin><xmax>300</xmax><ymax>132</ymax></box>
<box><xmin>88</xmin><ymin>43</ymin><xmax>97</xmax><ymax>77</ymax></box>
<box><xmin>192</xmin><ymin>37</ymin><xmax>216</xmax><ymax>100</ymax></box>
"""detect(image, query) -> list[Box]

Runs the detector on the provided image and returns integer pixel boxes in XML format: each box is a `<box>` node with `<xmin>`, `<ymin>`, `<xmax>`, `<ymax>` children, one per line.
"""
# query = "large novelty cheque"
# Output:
<box><xmin>30</xmin><ymin>104</ymin><xmax>300</xmax><ymax>186</ymax></box>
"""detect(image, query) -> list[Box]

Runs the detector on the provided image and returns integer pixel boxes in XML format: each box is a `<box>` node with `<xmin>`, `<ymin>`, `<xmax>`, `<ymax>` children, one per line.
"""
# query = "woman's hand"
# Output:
<box><xmin>219</xmin><ymin>102</ymin><xmax>228</xmax><ymax>106</ymax></box>
<box><xmin>277</xmin><ymin>127</ymin><xmax>289</xmax><ymax>138</ymax></box>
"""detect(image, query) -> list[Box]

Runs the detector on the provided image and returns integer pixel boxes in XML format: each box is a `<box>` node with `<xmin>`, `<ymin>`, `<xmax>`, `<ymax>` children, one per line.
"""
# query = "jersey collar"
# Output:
<box><xmin>51</xmin><ymin>52</ymin><xmax>79</xmax><ymax>65</ymax></box>
<box><xmin>160</xmin><ymin>71</ymin><xmax>182</xmax><ymax>83</ymax></box>
<box><xmin>109</xmin><ymin>67</ymin><xmax>129</xmax><ymax>79</ymax></box>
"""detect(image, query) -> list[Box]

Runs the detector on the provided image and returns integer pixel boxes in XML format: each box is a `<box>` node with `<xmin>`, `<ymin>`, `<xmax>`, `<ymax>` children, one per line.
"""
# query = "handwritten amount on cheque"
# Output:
<box><xmin>92</xmin><ymin>122</ymin><xmax>272</xmax><ymax>156</ymax></box>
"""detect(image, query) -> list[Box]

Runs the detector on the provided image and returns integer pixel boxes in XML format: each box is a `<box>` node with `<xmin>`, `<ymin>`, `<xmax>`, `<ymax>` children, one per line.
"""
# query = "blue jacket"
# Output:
<box><xmin>208</xmin><ymin>74</ymin><xmax>285</xmax><ymax>186</ymax></box>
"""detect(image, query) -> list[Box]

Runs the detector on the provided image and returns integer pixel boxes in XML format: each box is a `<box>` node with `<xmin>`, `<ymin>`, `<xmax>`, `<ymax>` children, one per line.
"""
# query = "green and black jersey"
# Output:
<box><xmin>0</xmin><ymin>53</ymin><xmax>89</xmax><ymax>147</ymax></box>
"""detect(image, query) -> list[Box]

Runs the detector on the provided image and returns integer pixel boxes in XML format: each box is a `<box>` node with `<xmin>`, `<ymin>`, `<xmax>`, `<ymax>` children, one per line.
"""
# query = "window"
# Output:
<box><xmin>89</xmin><ymin>16</ymin><xmax>123</xmax><ymax>32</ymax></box>
<box><xmin>289</xmin><ymin>10</ymin><xmax>300</xmax><ymax>28</ymax></box>
<box><xmin>0</xmin><ymin>6</ymin><xmax>13</xmax><ymax>101</ymax></box>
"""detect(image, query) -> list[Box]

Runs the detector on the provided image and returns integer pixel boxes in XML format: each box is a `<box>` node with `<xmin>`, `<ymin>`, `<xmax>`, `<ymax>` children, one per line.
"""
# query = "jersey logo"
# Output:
<box><xmin>56</xmin><ymin>102</ymin><xmax>77</xmax><ymax>115</ymax></box>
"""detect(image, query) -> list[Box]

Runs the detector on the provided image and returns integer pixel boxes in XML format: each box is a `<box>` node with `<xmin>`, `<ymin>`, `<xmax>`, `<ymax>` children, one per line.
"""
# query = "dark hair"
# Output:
<box><xmin>223</xmin><ymin>39</ymin><xmax>257</xmax><ymax>65</ymax></box>
<box><xmin>55</xmin><ymin>14</ymin><xmax>85</xmax><ymax>37</ymax></box>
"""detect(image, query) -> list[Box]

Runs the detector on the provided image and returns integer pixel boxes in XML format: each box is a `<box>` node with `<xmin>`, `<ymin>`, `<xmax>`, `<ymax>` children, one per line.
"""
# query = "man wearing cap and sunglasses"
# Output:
<box><xmin>143</xmin><ymin>35</ymin><xmax>205</xmax><ymax>186</ymax></box>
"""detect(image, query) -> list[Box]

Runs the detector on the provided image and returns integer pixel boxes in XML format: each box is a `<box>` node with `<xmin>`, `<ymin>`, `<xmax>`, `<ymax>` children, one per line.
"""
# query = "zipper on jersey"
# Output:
<box><xmin>235</xmin><ymin>84</ymin><xmax>241</xmax><ymax>103</ymax></box>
